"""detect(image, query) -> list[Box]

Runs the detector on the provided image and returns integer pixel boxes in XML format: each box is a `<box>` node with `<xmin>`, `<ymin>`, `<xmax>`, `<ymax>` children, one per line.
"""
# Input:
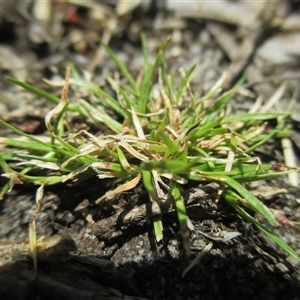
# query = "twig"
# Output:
<box><xmin>223</xmin><ymin>1</ymin><xmax>280</xmax><ymax>90</ymax></box>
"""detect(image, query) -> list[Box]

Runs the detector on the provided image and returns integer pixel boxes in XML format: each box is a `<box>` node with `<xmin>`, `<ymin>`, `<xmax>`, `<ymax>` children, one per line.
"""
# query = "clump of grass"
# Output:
<box><xmin>1</xmin><ymin>37</ymin><xmax>300</xmax><ymax>264</ymax></box>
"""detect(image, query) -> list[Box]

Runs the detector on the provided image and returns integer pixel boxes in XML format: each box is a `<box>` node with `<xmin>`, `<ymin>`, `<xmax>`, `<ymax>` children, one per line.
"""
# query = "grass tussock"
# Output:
<box><xmin>1</xmin><ymin>37</ymin><xmax>299</xmax><ymax>263</ymax></box>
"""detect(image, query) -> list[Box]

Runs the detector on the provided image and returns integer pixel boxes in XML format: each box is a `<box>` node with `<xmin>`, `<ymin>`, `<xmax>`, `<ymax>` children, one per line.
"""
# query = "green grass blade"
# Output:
<box><xmin>142</xmin><ymin>170</ymin><xmax>163</xmax><ymax>241</ymax></box>
<box><xmin>69</xmin><ymin>63</ymin><xmax>81</xmax><ymax>80</ymax></box>
<box><xmin>226</xmin><ymin>196</ymin><xmax>300</xmax><ymax>263</ymax></box>
<box><xmin>213</xmin><ymin>176</ymin><xmax>277</xmax><ymax>226</ymax></box>
<box><xmin>176</xmin><ymin>65</ymin><xmax>196</xmax><ymax>105</ymax></box>
<box><xmin>141</xmin><ymin>159</ymin><xmax>197</xmax><ymax>175</ymax></box>
<box><xmin>188</xmin><ymin>117</ymin><xmax>223</xmax><ymax>141</ymax></box>
<box><xmin>73</xmin><ymin>79</ymin><xmax>126</xmax><ymax>117</ymax></box>
<box><xmin>6</xmin><ymin>77</ymin><xmax>60</xmax><ymax>105</ymax></box>
<box><xmin>161</xmin><ymin>133</ymin><xmax>179</xmax><ymax>155</ymax></box>
<box><xmin>203</xmin><ymin>92</ymin><xmax>234</xmax><ymax>123</ymax></box>
<box><xmin>0</xmin><ymin>154</ymin><xmax>63</xmax><ymax>185</ymax></box>
<box><xmin>138</xmin><ymin>51</ymin><xmax>163</xmax><ymax>114</ymax></box>
<box><xmin>80</xmin><ymin>100</ymin><xmax>123</xmax><ymax>133</ymax></box>
<box><xmin>152</xmin><ymin>215</ymin><xmax>163</xmax><ymax>242</ymax></box>
<box><xmin>6</xmin><ymin>77</ymin><xmax>83</xmax><ymax>115</ymax></box>
<box><xmin>142</xmin><ymin>170</ymin><xmax>157</xmax><ymax>202</ymax></box>
<box><xmin>153</xmin><ymin>109</ymin><xmax>169</xmax><ymax>141</ymax></box>
<box><xmin>0</xmin><ymin>119</ymin><xmax>53</xmax><ymax>151</ymax></box>
<box><xmin>141</xmin><ymin>33</ymin><xmax>149</xmax><ymax>73</ymax></box>
<box><xmin>0</xmin><ymin>137</ymin><xmax>52</xmax><ymax>152</ymax></box>
<box><xmin>170</xmin><ymin>180</ymin><xmax>190</xmax><ymax>255</ymax></box>
<box><xmin>102</xmin><ymin>43</ymin><xmax>139</xmax><ymax>94</ymax></box>
<box><xmin>223</xmin><ymin>112</ymin><xmax>289</xmax><ymax>124</ymax></box>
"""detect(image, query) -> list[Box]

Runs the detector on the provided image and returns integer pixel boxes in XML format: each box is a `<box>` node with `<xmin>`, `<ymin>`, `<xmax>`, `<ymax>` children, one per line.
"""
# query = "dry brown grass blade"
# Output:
<box><xmin>182</xmin><ymin>242</ymin><xmax>213</xmax><ymax>278</ymax></box>
<box><xmin>29</xmin><ymin>184</ymin><xmax>44</xmax><ymax>278</ymax></box>
<box><xmin>95</xmin><ymin>173</ymin><xmax>142</xmax><ymax>204</ymax></box>
<box><xmin>62</xmin><ymin>164</ymin><xmax>91</xmax><ymax>182</ymax></box>
<box><xmin>119</xmin><ymin>137</ymin><xmax>149</xmax><ymax>161</ymax></box>
<box><xmin>45</xmin><ymin>66</ymin><xmax>70</xmax><ymax>133</ymax></box>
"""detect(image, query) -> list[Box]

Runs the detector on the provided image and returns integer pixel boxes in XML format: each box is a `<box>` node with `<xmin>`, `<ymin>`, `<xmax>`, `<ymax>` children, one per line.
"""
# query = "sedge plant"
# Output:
<box><xmin>1</xmin><ymin>37</ymin><xmax>300</xmax><ymax>268</ymax></box>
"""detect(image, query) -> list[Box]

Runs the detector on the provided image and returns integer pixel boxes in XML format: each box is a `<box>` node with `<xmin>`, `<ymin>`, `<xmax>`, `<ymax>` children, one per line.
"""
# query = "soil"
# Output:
<box><xmin>1</xmin><ymin>2</ymin><xmax>300</xmax><ymax>300</ymax></box>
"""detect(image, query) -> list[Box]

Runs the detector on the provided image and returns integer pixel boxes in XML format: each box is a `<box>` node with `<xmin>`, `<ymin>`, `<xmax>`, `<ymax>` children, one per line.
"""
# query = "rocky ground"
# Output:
<box><xmin>1</xmin><ymin>1</ymin><xmax>300</xmax><ymax>299</ymax></box>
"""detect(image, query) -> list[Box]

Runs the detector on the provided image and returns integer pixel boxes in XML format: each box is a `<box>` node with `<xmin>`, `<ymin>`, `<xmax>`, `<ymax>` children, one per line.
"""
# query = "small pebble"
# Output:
<box><xmin>275</xmin><ymin>262</ymin><xmax>289</xmax><ymax>274</ymax></box>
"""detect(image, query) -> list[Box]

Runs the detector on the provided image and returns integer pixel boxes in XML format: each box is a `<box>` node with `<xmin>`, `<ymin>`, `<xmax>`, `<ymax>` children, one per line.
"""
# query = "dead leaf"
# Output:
<box><xmin>95</xmin><ymin>173</ymin><xmax>142</xmax><ymax>204</ymax></box>
<box><xmin>116</xmin><ymin>0</ymin><xmax>143</xmax><ymax>16</ymax></box>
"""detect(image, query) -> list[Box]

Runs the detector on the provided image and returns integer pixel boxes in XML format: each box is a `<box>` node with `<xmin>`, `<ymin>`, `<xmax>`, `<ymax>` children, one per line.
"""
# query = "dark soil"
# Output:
<box><xmin>1</xmin><ymin>2</ymin><xmax>300</xmax><ymax>300</ymax></box>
